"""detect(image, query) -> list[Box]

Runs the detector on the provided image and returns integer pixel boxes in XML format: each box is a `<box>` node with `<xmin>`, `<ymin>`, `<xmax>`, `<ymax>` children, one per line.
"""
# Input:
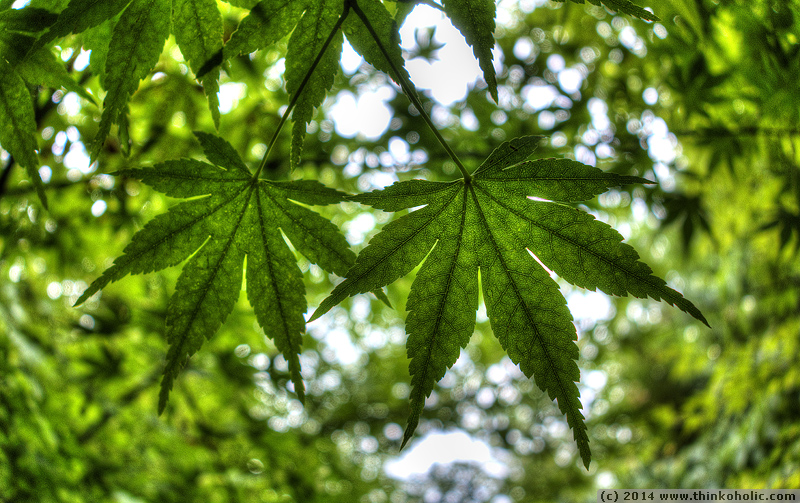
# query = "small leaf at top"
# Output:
<box><xmin>311</xmin><ymin>136</ymin><xmax>709</xmax><ymax>468</ymax></box>
<box><xmin>15</xmin><ymin>47</ymin><xmax>97</xmax><ymax>104</ymax></box>
<box><xmin>222</xmin><ymin>0</ymin><xmax>308</xmax><ymax>62</ymax></box>
<box><xmin>556</xmin><ymin>0</ymin><xmax>659</xmax><ymax>22</ymax></box>
<box><xmin>342</xmin><ymin>0</ymin><xmax>410</xmax><ymax>86</ymax></box>
<box><xmin>0</xmin><ymin>6</ymin><xmax>58</xmax><ymax>34</ymax></box>
<box><xmin>30</xmin><ymin>0</ymin><xmax>133</xmax><ymax>54</ymax></box>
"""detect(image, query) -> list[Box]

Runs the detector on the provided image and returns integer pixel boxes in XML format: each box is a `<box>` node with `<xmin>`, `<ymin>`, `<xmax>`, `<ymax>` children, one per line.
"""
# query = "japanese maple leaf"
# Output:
<box><xmin>311</xmin><ymin>136</ymin><xmax>708</xmax><ymax>468</ymax></box>
<box><xmin>76</xmin><ymin>132</ymin><xmax>356</xmax><ymax>413</ymax></box>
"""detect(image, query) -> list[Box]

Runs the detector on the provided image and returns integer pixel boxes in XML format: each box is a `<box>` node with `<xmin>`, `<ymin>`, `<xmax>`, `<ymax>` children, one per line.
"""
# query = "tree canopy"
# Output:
<box><xmin>1</xmin><ymin>0</ymin><xmax>799</xmax><ymax>501</ymax></box>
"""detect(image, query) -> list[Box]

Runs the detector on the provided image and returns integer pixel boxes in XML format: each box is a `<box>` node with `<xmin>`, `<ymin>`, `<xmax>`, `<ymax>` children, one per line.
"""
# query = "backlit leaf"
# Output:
<box><xmin>32</xmin><ymin>0</ymin><xmax>133</xmax><ymax>53</ymax></box>
<box><xmin>311</xmin><ymin>136</ymin><xmax>709</xmax><ymax>468</ymax></box>
<box><xmin>172</xmin><ymin>0</ymin><xmax>223</xmax><ymax>128</ymax></box>
<box><xmin>91</xmin><ymin>0</ymin><xmax>170</xmax><ymax>162</ymax></box>
<box><xmin>77</xmin><ymin>133</ymin><xmax>355</xmax><ymax>412</ymax></box>
<box><xmin>285</xmin><ymin>0</ymin><xmax>344</xmax><ymax>168</ymax></box>
<box><xmin>556</xmin><ymin>0</ymin><xmax>659</xmax><ymax>22</ymax></box>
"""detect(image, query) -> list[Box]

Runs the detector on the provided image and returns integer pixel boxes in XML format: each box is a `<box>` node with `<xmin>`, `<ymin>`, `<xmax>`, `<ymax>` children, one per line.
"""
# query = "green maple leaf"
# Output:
<box><xmin>556</xmin><ymin>0</ymin><xmax>659</xmax><ymax>22</ymax></box>
<box><xmin>310</xmin><ymin>136</ymin><xmax>709</xmax><ymax>468</ymax></box>
<box><xmin>30</xmin><ymin>0</ymin><xmax>134</xmax><ymax>55</ymax></box>
<box><xmin>76</xmin><ymin>132</ymin><xmax>356</xmax><ymax>413</ymax></box>
<box><xmin>35</xmin><ymin>0</ymin><xmax>230</xmax><ymax>160</ymax></box>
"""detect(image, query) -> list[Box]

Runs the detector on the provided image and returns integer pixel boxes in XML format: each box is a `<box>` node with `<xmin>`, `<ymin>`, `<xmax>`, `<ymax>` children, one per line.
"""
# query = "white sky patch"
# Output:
<box><xmin>619</xmin><ymin>26</ymin><xmax>646</xmax><ymax>56</ymax></box>
<box><xmin>218</xmin><ymin>82</ymin><xmax>247</xmax><ymax>114</ymax></box>
<box><xmin>460</xmin><ymin>107</ymin><xmax>479</xmax><ymax>131</ymax></box>
<box><xmin>388</xmin><ymin>137</ymin><xmax>410</xmax><ymax>163</ymax></box>
<box><xmin>547</xmin><ymin>54</ymin><xmax>565</xmax><ymax>72</ymax></box>
<box><xmin>522</xmin><ymin>84</ymin><xmax>559</xmax><ymax>111</ymax></box>
<box><xmin>329</xmin><ymin>86</ymin><xmax>395</xmax><ymax>139</ymax></box>
<box><xmin>643</xmin><ymin>87</ymin><xmax>658</xmax><ymax>106</ymax></box>
<box><xmin>320</xmin><ymin>328</ymin><xmax>360</xmax><ymax>365</ymax></box>
<box><xmin>59</xmin><ymin>92</ymin><xmax>82</xmax><ymax>116</ymax></box>
<box><xmin>345</xmin><ymin>212</ymin><xmax>377</xmax><ymax>246</ymax></box>
<box><xmin>588</xmin><ymin>97</ymin><xmax>611</xmax><ymax>131</ymax></box>
<box><xmin>579</xmin><ymin>368</ymin><xmax>608</xmax><ymax>419</ymax></box>
<box><xmin>74</xmin><ymin>49</ymin><xmax>91</xmax><ymax>71</ymax></box>
<box><xmin>567</xmin><ymin>290</ymin><xmax>614</xmax><ymax>322</ymax></box>
<box><xmin>644</xmin><ymin>116</ymin><xmax>678</xmax><ymax>164</ymax></box>
<box><xmin>384</xmin><ymin>430</ymin><xmax>509</xmax><ymax>480</ymax></box>
<box><xmin>340</xmin><ymin>38</ymin><xmax>363</xmax><ymax>74</ymax></box>
<box><xmin>64</xmin><ymin>142</ymin><xmax>94</xmax><ymax>173</ymax></box>
<box><xmin>39</xmin><ymin>166</ymin><xmax>52</xmax><ymax>183</ymax></box>
<box><xmin>513</xmin><ymin>37</ymin><xmax>534</xmax><ymax>60</ymax></box>
<box><xmin>399</xmin><ymin>5</ymin><xmax>486</xmax><ymax>106</ymax></box>
<box><xmin>91</xmin><ymin>200</ymin><xmax>107</xmax><ymax>217</ymax></box>
<box><xmin>558</xmin><ymin>67</ymin><xmax>583</xmax><ymax>94</ymax></box>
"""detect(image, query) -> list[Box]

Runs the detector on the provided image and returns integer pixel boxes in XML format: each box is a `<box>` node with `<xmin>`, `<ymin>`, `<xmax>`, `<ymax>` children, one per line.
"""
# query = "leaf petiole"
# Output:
<box><xmin>255</xmin><ymin>1</ymin><xmax>352</xmax><ymax>179</ymax></box>
<box><xmin>348</xmin><ymin>0</ymin><xmax>471</xmax><ymax>182</ymax></box>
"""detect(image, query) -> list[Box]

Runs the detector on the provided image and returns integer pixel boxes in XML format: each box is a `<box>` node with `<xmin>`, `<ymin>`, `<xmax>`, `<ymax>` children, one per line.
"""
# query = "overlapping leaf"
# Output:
<box><xmin>89</xmin><ymin>0</ymin><xmax>171</xmax><ymax>162</ymax></box>
<box><xmin>76</xmin><ymin>132</ymin><xmax>356</xmax><ymax>413</ymax></box>
<box><xmin>172</xmin><ymin>0</ymin><xmax>223</xmax><ymax>129</ymax></box>
<box><xmin>555</xmin><ymin>0</ymin><xmax>659</xmax><ymax>22</ymax></box>
<box><xmin>12</xmin><ymin>0</ymin><xmax>226</xmax><ymax>161</ymax></box>
<box><xmin>311</xmin><ymin>136</ymin><xmax>709</xmax><ymax>468</ymax></box>
<box><xmin>211</xmin><ymin>0</ymin><xmax>408</xmax><ymax>168</ymax></box>
<box><xmin>0</xmin><ymin>58</ymin><xmax>46</xmax><ymax>208</ymax></box>
<box><xmin>441</xmin><ymin>0</ymin><xmax>498</xmax><ymax>102</ymax></box>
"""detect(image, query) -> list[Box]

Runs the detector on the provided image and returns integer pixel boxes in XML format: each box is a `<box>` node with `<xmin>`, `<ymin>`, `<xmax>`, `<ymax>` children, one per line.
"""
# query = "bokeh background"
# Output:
<box><xmin>2</xmin><ymin>0</ymin><xmax>800</xmax><ymax>501</ymax></box>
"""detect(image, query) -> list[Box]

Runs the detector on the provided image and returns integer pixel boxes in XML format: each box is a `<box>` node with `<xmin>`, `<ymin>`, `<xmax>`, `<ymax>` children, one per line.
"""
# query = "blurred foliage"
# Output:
<box><xmin>2</xmin><ymin>0</ymin><xmax>800</xmax><ymax>501</ymax></box>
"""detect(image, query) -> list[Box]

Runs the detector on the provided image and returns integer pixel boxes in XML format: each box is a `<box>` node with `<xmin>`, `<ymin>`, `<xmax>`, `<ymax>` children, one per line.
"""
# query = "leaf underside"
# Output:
<box><xmin>557</xmin><ymin>0</ymin><xmax>660</xmax><ymax>22</ymax></box>
<box><xmin>311</xmin><ymin>136</ymin><xmax>708</xmax><ymax>468</ymax></box>
<box><xmin>77</xmin><ymin>132</ymin><xmax>356</xmax><ymax>414</ymax></box>
<box><xmin>0</xmin><ymin>59</ymin><xmax>46</xmax><ymax>208</ymax></box>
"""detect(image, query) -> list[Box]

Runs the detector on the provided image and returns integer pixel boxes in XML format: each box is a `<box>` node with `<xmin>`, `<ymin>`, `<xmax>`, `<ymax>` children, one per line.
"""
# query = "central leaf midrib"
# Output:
<box><xmin>468</xmin><ymin>183</ymin><xmax>575</xmax><ymax>420</ymax></box>
<box><xmin>172</xmin><ymin>183</ymin><xmax>253</xmax><ymax>343</ymax></box>
<box><xmin>410</xmin><ymin>185</ymin><xmax>469</xmax><ymax>414</ymax></box>
<box><xmin>107</xmin><ymin>0</ymin><xmax>158</xmax><ymax>109</ymax></box>
<box><xmin>254</xmin><ymin>189</ymin><xmax>302</xmax><ymax>389</ymax></box>
<box><xmin>161</xmin><ymin>184</ymin><xmax>254</xmax><ymax>403</ymax></box>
